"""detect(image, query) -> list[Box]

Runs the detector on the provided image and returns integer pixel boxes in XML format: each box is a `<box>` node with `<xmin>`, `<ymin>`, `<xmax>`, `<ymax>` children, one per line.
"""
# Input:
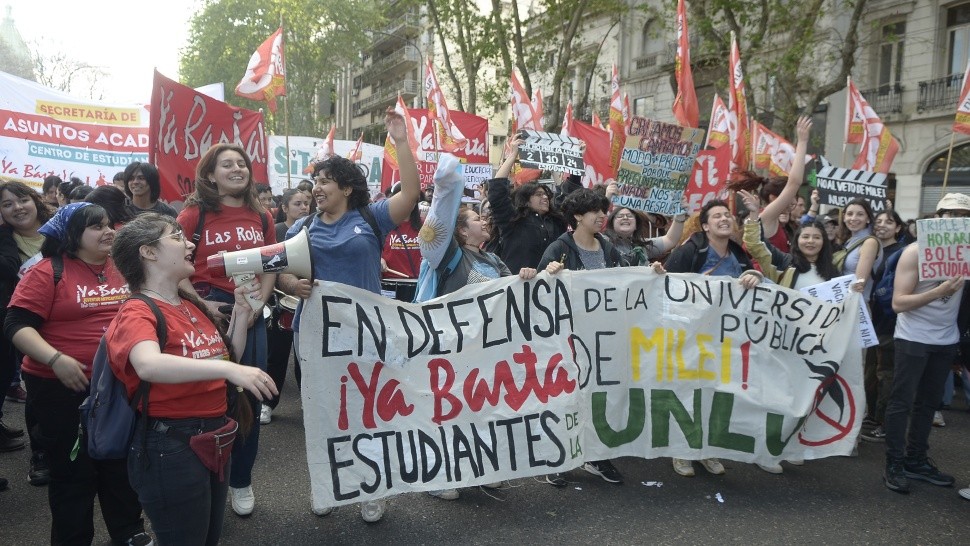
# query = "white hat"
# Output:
<box><xmin>936</xmin><ymin>193</ymin><xmax>970</xmax><ymax>212</ymax></box>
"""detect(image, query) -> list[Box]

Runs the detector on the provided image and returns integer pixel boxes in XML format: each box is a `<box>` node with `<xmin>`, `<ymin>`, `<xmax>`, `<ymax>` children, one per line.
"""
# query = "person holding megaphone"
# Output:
<box><xmin>175</xmin><ymin>143</ymin><xmax>277</xmax><ymax>518</ymax></box>
<box><xmin>277</xmin><ymin>108</ymin><xmax>421</xmax><ymax>523</ymax></box>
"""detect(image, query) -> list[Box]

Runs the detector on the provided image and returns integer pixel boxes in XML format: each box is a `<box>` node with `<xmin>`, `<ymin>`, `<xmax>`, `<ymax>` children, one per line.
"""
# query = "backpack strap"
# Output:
<box><xmin>51</xmin><ymin>254</ymin><xmax>64</xmax><ymax>286</ymax></box>
<box><xmin>126</xmin><ymin>294</ymin><xmax>166</xmax><ymax>414</ymax></box>
<box><xmin>188</xmin><ymin>209</ymin><xmax>207</xmax><ymax>263</ymax></box>
<box><xmin>357</xmin><ymin>206</ymin><xmax>384</xmax><ymax>250</ymax></box>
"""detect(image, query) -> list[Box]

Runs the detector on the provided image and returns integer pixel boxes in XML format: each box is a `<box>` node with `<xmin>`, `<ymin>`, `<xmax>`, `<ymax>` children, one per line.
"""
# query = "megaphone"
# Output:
<box><xmin>207</xmin><ymin>227</ymin><xmax>313</xmax><ymax>310</ymax></box>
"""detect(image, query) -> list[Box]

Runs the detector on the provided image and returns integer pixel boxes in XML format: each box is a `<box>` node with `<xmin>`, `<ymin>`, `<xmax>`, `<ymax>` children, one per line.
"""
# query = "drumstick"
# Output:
<box><xmin>384</xmin><ymin>267</ymin><xmax>410</xmax><ymax>278</ymax></box>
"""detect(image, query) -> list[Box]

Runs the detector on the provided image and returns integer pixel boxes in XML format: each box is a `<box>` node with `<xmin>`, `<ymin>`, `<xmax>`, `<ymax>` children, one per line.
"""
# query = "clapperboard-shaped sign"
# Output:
<box><xmin>517</xmin><ymin>130</ymin><xmax>585</xmax><ymax>176</ymax></box>
<box><xmin>815</xmin><ymin>157</ymin><xmax>888</xmax><ymax>212</ymax></box>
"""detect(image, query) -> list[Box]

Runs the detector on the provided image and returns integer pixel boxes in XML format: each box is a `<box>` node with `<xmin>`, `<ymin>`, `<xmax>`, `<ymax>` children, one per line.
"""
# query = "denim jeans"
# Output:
<box><xmin>128</xmin><ymin>419</ymin><xmax>230</xmax><ymax>546</ymax></box>
<box><xmin>884</xmin><ymin>339</ymin><xmax>957</xmax><ymax>461</ymax></box>
<box><xmin>23</xmin><ymin>373</ymin><xmax>144</xmax><ymax>545</ymax></box>
<box><xmin>205</xmin><ymin>287</ymin><xmax>266</xmax><ymax>488</ymax></box>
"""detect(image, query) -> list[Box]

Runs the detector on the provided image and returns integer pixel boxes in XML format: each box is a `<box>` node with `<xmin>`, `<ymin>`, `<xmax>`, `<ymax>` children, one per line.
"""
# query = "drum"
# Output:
<box><xmin>380</xmin><ymin>278</ymin><xmax>417</xmax><ymax>303</ymax></box>
<box><xmin>277</xmin><ymin>294</ymin><xmax>299</xmax><ymax>331</ymax></box>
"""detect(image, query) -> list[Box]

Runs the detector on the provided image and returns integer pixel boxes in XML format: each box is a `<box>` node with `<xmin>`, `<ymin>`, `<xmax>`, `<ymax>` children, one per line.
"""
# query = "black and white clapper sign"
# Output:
<box><xmin>517</xmin><ymin>130</ymin><xmax>585</xmax><ymax>175</ymax></box>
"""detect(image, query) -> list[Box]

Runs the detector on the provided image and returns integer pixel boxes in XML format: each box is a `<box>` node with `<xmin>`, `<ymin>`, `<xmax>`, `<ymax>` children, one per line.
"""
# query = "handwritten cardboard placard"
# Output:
<box><xmin>916</xmin><ymin>217</ymin><xmax>970</xmax><ymax>281</ymax></box>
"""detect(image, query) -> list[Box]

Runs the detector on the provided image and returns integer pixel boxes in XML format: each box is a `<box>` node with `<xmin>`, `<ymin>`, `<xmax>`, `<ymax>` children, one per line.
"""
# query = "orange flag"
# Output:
<box><xmin>425</xmin><ymin>57</ymin><xmax>467</xmax><ymax>152</ymax></box>
<box><xmin>592</xmin><ymin>111</ymin><xmax>604</xmax><ymax>130</ymax></box>
<box><xmin>706</xmin><ymin>95</ymin><xmax>730</xmax><ymax>149</ymax></box>
<box><xmin>954</xmin><ymin>61</ymin><xmax>970</xmax><ymax>135</ymax></box>
<box><xmin>346</xmin><ymin>133</ymin><xmax>364</xmax><ymax>161</ymax></box>
<box><xmin>752</xmin><ymin>121</ymin><xmax>797</xmax><ymax>177</ymax></box>
<box><xmin>509</xmin><ymin>72</ymin><xmax>542</xmax><ymax>183</ymax></box>
<box><xmin>728</xmin><ymin>33</ymin><xmax>750</xmax><ymax>172</ymax></box>
<box><xmin>846</xmin><ymin>79</ymin><xmax>900</xmax><ymax>173</ymax></box>
<box><xmin>561</xmin><ymin>101</ymin><xmax>574</xmax><ymax>137</ymax></box>
<box><xmin>672</xmin><ymin>0</ymin><xmax>699</xmax><ymax>128</ymax></box>
<box><xmin>235</xmin><ymin>27</ymin><xmax>286</xmax><ymax>112</ymax></box>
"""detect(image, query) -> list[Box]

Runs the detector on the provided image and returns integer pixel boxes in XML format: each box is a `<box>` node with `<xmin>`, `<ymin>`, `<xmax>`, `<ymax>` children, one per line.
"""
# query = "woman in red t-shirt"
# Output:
<box><xmin>175</xmin><ymin>142</ymin><xmax>276</xmax><ymax>516</ymax></box>
<box><xmin>107</xmin><ymin>213</ymin><xmax>277</xmax><ymax>545</ymax></box>
<box><xmin>3</xmin><ymin>202</ymin><xmax>149</xmax><ymax>545</ymax></box>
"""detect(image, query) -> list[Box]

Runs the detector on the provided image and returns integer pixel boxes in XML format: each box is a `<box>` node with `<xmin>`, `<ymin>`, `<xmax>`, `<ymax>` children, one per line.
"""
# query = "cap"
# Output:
<box><xmin>936</xmin><ymin>193</ymin><xmax>970</xmax><ymax>212</ymax></box>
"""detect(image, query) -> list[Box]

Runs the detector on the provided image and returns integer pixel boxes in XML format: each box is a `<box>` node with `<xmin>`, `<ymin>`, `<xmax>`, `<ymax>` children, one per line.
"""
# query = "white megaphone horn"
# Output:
<box><xmin>206</xmin><ymin>227</ymin><xmax>313</xmax><ymax>310</ymax></box>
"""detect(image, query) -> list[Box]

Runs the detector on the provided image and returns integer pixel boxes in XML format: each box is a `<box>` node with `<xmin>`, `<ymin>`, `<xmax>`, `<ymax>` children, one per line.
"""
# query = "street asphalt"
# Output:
<box><xmin>1</xmin><ymin>363</ymin><xmax>968</xmax><ymax>545</ymax></box>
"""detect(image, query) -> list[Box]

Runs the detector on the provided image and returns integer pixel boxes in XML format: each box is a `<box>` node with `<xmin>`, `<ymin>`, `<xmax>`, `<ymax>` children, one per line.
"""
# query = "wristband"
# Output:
<box><xmin>48</xmin><ymin>351</ymin><xmax>63</xmax><ymax>368</ymax></box>
<box><xmin>673</xmin><ymin>214</ymin><xmax>687</xmax><ymax>223</ymax></box>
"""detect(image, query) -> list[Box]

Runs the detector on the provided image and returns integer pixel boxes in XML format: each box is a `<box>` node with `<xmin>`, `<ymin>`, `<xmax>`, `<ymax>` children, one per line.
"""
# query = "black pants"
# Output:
<box><xmin>23</xmin><ymin>373</ymin><xmax>144</xmax><ymax>545</ymax></box>
<box><xmin>266</xmin><ymin>324</ymin><xmax>294</xmax><ymax>410</ymax></box>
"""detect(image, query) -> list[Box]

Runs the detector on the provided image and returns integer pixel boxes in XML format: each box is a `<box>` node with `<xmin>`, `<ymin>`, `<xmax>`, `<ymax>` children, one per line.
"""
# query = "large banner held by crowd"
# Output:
<box><xmin>916</xmin><ymin>217</ymin><xmax>970</xmax><ymax>281</ymax></box>
<box><xmin>299</xmin><ymin>269</ymin><xmax>862</xmax><ymax>507</ymax></box>
<box><xmin>0</xmin><ymin>70</ymin><xmax>149</xmax><ymax>190</ymax></box>
<box><xmin>815</xmin><ymin>157</ymin><xmax>888</xmax><ymax>212</ymax></box>
<box><xmin>149</xmin><ymin>70</ymin><xmax>268</xmax><ymax>208</ymax></box>
<box><xmin>614</xmin><ymin>117</ymin><xmax>704</xmax><ymax>215</ymax></box>
<box><xmin>267</xmin><ymin>136</ymin><xmax>384</xmax><ymax>196</ymax></box>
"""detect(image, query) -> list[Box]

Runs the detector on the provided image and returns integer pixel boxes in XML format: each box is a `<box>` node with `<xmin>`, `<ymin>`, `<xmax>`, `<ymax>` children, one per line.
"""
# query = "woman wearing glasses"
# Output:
<box><xmin>603</xmin><ymin>206</ymin><xmax>687</xmax><ymax>266</ymax></box>
<box><xmin>176</xmin><ymin>143</ymin><xmax>276</xmax><ymax>517</ymax></box>
<box><xmin>277</xmin><ymin>109</ymin><xmax>421</xmax><ymax>523</ymax></box>
<box><xmin>107</xmin><ymin>213</ymin><xmax>277</xmax><ymax>545</ymax></box>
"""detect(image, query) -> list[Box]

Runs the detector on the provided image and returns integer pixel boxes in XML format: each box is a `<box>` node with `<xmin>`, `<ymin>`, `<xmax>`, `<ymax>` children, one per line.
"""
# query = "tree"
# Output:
<box><xmin>423</xmin><ymin>0</ymin><xmax>497</xmax><ymax>115</ymax></box>
<box><xmin>180</xmin><ymin>0</ymin><xmax>383</xmax><ymax>136</ymax></box>
<box><xmin>0</xmin><ymin>39</ymin><xmax>34</xmax><ymax>81</ymax></box>
<box><xmin>29</xmin><ymin>44</ymin><xmax>106</xmax><ymax>99</ymax></box>
<box><xmin>681</xmin><ymin>0</ymin><xmax>871</xmax><ymax>139</ymax></box>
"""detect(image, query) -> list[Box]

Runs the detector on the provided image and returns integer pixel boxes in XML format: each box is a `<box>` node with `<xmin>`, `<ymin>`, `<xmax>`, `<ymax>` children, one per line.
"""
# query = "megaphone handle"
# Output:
<box><xmin>232</xmin><ymin>272</ymin><xmax>265</xmax><ymax>311</ymax></box>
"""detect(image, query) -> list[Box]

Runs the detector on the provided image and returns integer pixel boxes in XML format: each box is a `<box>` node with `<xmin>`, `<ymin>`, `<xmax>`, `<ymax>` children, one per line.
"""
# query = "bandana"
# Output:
<box><xmin>38</xmin><ymin>202</ymin><xmax>92</xmax><ymax>241</ymax></box>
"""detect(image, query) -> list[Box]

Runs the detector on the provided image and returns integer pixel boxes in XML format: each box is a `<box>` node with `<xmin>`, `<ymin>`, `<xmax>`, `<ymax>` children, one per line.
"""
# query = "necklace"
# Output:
<box><xmin>141</xmin><ymin>288</ymin><xmax>181</xmax><ymax>305</ymax></box>
<box><xmin>81</xmin><ymin>260</ymin><xmax>108</xmax><ymax>283</ymax></box>
<box><xmin>142</xmin><ymin>289</ymin><xmax>202</xmax><ymax>327</ymax></box>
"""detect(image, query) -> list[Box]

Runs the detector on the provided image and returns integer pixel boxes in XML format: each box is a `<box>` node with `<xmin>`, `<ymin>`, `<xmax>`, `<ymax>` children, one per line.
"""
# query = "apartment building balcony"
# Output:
<box><xmin>918</xmin><ymin>73</ymin><xmax>965</xmax><ymax>113</ymax></box>
<box><xmin>359</xmin><ymin>45</ymin><xmax>421</xmax><ymax>84</ymax></box>
<box><xmin>860</xmin><ymin>83</ymin><xmax>903</xmax><ymax>114</ymax></box>
<box><xmin>355</xmin><ymin>78</ymin><xmax>420</xmax><ymax>115</ymax></box>
<box><xmin>370</xmin><ymin>13</ymin><xmax>421</xmax><ymax>53</ymax></box>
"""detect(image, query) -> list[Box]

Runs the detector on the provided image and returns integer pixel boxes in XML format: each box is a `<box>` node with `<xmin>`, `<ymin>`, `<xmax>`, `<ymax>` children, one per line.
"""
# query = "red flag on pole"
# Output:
<box><xmin>672</xmin><ymin>0</ymin><xmax>699</xmax><ymax>128</ymax></box>
<box><xmin>954</xmin><ymin>61</ymin><xmax>970</xmax><ymax>135</ymax></box>
<box><xmin>346</xmin><ymin>133</ymin><xmax>364</xmax><ymax>161</ymax></box>
<box><xmin>728</xmin><ymin>33</ymin><xmax>750</xmax><ymax>172</ymax></box>
<box><xmin>846</xmin><ymin>79</ymin><xmax>900</xmax><ymax>173</ymax></box>
<box><xmin>608</xmin><ymin>64</ymin><xmax>626</xmax><ymax>170</ymax></box>
<box><xmin>235</xmin><ymin>27</ymin><xmax>286</xmax><ymax>112</ymax></box>
<box><xmin>706</xmin><ymin>95</ymin><xmax>730</xmax><ymax>149</ymax></box>
<box><xmin>592</xmin><ymin>111</ymin><xmax>604</xmax><ymax>130</ymax></box>
<box><xmin>752</xmin><ymin>121</ymin><xmax>798</xmax><ymax>176</ymax></box>
<box><xmin>509</xmin><ymin>72</ymin><xmax>542</xmax><ymax>183</ymax></box>
<box><xmin>622</xmin><ymin>93</ymin><xmax>631</xmax><ymax>133</ymax></box>
<box><xmin>561</xmin><ymin>101</ymin><xmax>574</xmax><ymax>137</ymax></box>
<box><xmin>425</xmin><ymin>57</ymin><xmax>467</xmax><ymax>152</ymax></box>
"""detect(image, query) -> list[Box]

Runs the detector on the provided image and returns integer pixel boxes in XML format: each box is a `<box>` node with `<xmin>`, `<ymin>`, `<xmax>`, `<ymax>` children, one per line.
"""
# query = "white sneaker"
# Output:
<box><xmin>933</xmin><ymin>411</ymin><xmax>946</xmax><ymax>427</ymax></box>
<box><xmin>428</xmin><ymin>488</ymin><xmax>459</xmax><ymax>500</ymax></box>
<box><xmin>259</xmin><ymin>405</ymin><xmax>272</xmax><ymax>425</ymax></box>
<box><xmin>756</xmin><ymin>463</ymin><xmax>784</xmax><ymax>474</ymax></box>
<box><xmin>230</xmin><ymin>486</ymin><xmax>255</xmax><ymax>516</ymax></box>
<box><xmin>959</xmin><ymin>487</ymin><xmax>970</xmax><ymax>501</ymax></box>
<box><xmin>311</xmin><ymin>503</ymin><xmax>333</xmax><ymax>516</ymax></box>
<box><xmin>482</xmin><ymin>481</ymin><xmax>503</xmax><ymax>489</ymax></box>
<box><xmin>360</xmin><ymin>499</ymin><xmax>386</xmax><ymax>523</ymax></box>
<box><xmin>787</xmin><ymin>458</ymin><xmax>805</xmax><ymax>466</ymax></box>
<box><xmin>672</xmin><ymin>458</ymin><xmax>695</xmax><ymax>477</ymax></box>
<box><xmin>699</xmin><ymin>458</ymin><xmax>726</xmax><ymax>475</ymax></box>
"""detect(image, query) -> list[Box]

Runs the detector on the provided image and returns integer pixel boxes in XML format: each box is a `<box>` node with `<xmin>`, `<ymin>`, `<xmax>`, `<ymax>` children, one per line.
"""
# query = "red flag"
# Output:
<box><xmin>571</xmin><ymin>119</ymin><xmax>615</xmax><ymax>187</ymax></box>
<box><xmin>346</xmin><ymin>133</ymin><xmax>364</xmax><ymax>161</ymax></box>
<box><xmin>608</xmin><ymin>64</ymin><xmax>626</xmax><ymax>170</ymax></box>
<box><xmin>303</xmin><ymin>125</ymin><xmax>336</xmax><ymax>173</ymax></box>
<box><xmin>672</xmin><ymin>0</ymin><xmax>699</xmax><ymax>128</ymax></box>
<box><xmin>752</xmin><ymin>121</ymin><xmax>797</xmax><ymax>177</ymax></box>
<box><xmin>235</xmin><ymin>27</ymin><xmax>286</xmax><ymax>112</ymax></box>
<box><xmin>954</xmin><ymin>61</ymin><xmax>970</xmax><ymax>135</ymax></box>
<box><xmin>846</xmin><ymin>79</ymin><xmax>900</xmax><ymax>173</ymax></box>
<box><xmin>150</xmin><ymin>70</ymin><xmax>267</xmax><ymax>204</ymax></box>
<box><xmin>623</xmin><ymin>93</ymin><xmax>631</xmax><ymax>133</ymax></box>
<box><xmin>592</xmin><ymin>111</ymin><xmax>604</xmax><ymax>130</ymax></box>
<box><xmin>532</xmin><ymin>89</ymin><xmax>545</xmax><ymax>130</ymax></box>
<box><xmin>706</xmin><ymin>95</ymin><xmax>730</xmax><ymax>149</ymax></box>
<box><xmin>685</xmin><ymin>145</ymin><xmax>732</xmax><ymax>213</ymax></box>
<box><xmin>728</xmin><ymin>33</ymin><xmax>750</xmax><ymax>172</ymax></box>
<box><xmin>509</xmin><ymin>72</ymin><xmax>542</xmax><ymax>183</ymax></box>
<box><xmin>425</xmin><ymin>57</ymin><xmax>467</xmax><ymax>152</ymax></box>
<box><xmin>561</xmin><ymin>101</ymin><xmax>574</xmax><ymax>137</ymax></box>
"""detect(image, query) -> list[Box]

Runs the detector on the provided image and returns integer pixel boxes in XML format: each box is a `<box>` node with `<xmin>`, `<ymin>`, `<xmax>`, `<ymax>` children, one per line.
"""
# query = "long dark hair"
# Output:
<box><xmin>111</xmin><ymin>213</ymin><xmax>254</xmax><ymax>434</ymax></box>
<box><xmin>509</xmin><ymin>182</ymin><xmax>562</xmax><ymax>225</ymax></box>
<box><xmin>791</xmin><ymin>220</ymin><xmax>839</xmax><ymax>280</ymax></box>
<box><xmin>0</xmin><ymin>180</ymin><xmax>53</xmax><ymax>227</ymax></box>
<box><xmin>186</xmin><ymin>143</ymin><xmax>264</xmax><ymax>214</ymax></box>
<box><xmin>604</xmin><ymin>207</ymin><xmax>655</xmax><ymax>250</ymax></box>
<box><xmin>86</xmin><ymin>185</ymin><xmax>134</xmax><ymax>226</ymax></box>
<box><xmin>40</xmin><ymin>205</ymin><xmax>109</xmax><ymax>258</ymax></box>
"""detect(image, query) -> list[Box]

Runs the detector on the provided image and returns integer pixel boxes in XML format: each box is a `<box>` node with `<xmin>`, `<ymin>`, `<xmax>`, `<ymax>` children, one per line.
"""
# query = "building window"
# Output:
<box><xmin>878</xmin><ymin>21</ymin><xmax>905</xmax><ymax>92</ymax></box>
<box><xmin>947</xmin><ymin>3</ymin><xmax>970</xmax><ymax>76</ymax></box>
<box><xmin>633</xmin><ymin>97</ymin><xmax>649</xmax><ymax>116</ymax></box>
<box><xmin>640</xmin><ymin>21</ymin><xmax>651</xmax><ymax>56</ymax></box>
<box><xmin>493</xmin><ymin>135</ymin><xmax>507</xmax><ymax>147</ymax></box>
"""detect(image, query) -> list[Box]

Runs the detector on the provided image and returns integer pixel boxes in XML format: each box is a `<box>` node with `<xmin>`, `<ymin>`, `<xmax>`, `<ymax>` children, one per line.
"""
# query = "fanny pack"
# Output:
<box><xmin>150</xmin><ymin>417</ymin><xmax>238</xmax><ymax>481</ymax></box>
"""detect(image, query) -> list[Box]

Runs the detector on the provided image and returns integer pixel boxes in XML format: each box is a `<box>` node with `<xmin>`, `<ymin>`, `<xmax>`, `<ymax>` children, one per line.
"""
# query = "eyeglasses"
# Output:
<box><xmin>147</xmin><ymin>229</ymin><xmax>186</xmax><ymax>245</ymax></box>
<box><xmin>614</xmin><ymin>213</ymin><xmax>636</xmax><ymax>220</ymax></box>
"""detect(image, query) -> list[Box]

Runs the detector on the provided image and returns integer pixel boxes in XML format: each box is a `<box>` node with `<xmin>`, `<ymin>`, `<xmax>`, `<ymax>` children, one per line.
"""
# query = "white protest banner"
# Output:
<box><xmin>800</xmin><ymin>275</ymin><xmax>877</xmax><ymax>348</ymax></box>
<box><xmin>815</xmin><ymin>157</ymin><xmax>888</xmax><ymax>212</ymax></box>
<box><xmin>613</xmin><ymin>117</ymin><xmax>704</xmax><ymax>216</ymax></box>
<box><xmin>517</xmin><ymin>129</ymin><xmax>585</xmax><ymax>176</ymax></box>
<box><xmin>0</xmin><ymin>71</ymin><xmax>149</xmax><ymax>190</ymax></box>
<box><xmin>267</xmin><ymin>135</ymin><xmax>384</xmax><ymax>196</ymax></box>
<box><xmin>916</xmin><ymin>217</ymin><xmax>970</xmax><ymax>281</ymax></box>
<box><xmin>300</xmin><ymin>269</ymin><xmax>862</xmax><ymax>508</ymax></box>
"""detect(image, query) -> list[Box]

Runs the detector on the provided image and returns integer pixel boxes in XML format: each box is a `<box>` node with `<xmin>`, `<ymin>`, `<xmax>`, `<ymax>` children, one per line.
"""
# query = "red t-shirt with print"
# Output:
<box><xmin>106</xmin><ymin>298</ymin><xmax>228</xmax><ymax>419</ymax></box>
<box><xmin>382</xmin><ymin>223</ymin><xmax>421</xmax><ymax>280</ymax></box>
<box><xmin>11</xmin><ymin>257</ymin><xmax>129</xmax><ymax>380</ymax></box>
<box><xmin>177</xmin><ymin>205</ymin><xmax>276</xmax><ymax>293</ymax></box>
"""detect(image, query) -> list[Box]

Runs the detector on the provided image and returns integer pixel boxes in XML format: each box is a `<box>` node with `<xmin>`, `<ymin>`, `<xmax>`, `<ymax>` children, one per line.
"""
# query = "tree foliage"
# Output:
<box><xmin>180</xmin><ymin>0</ymin><xmax>383</xmax><ymax>136</ymax></box>
<box><xmin>680</xmin><ymin>0</ymin><xmax>871</xmax><ymax>139</ymax></box>
<box><xmin>29</xmin><ymin>44</ymin><xmax>106</xmax><ymax>100</ymax></box>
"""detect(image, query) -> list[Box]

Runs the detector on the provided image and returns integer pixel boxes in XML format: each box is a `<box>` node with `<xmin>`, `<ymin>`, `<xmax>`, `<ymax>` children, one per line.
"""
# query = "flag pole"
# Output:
<box><xmin>842</xmin><ymin>76</ymin><xmax>850</xmax><ymax>168</ymax></box>
<box><xmin>942</xmin><ymin>131</ymin><xmax>956</xmax><ymax>191</ymax></box>
<box><xmin>281</xmin><ymin>16</ymin><xmax>291</xmax><ymax>190</ymax></box>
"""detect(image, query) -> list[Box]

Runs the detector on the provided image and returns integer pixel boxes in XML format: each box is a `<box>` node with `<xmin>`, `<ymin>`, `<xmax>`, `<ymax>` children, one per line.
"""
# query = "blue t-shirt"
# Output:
<box><xmin>700</xmin><ymin>248</ymin><xmax>743</xmax><ymax>278</ymax></box>
<box><xmin>287</xmin><ymin>201</ymin><xmax>396</xmax><ymax>331</ymax></box>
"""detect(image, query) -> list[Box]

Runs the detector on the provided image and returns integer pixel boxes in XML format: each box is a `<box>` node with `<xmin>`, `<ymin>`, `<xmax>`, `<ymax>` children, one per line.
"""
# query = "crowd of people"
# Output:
<box><xmin>0</xmin><ymin>111</ymin><xmax>968</xmax><ymax>544</ymax></box>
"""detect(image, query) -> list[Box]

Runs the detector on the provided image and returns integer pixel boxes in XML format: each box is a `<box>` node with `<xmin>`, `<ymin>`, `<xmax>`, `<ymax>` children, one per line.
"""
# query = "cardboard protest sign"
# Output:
<box><xmin>267</xmin><ymin>136</ymin><xmax>384</xmax><ymax>196</ymax></box>
<box><xmin>801</xmin><ymin>275</ymin><xmax>877</xmax><ymax>348</ymax></box>
<box><xmin>612</xmin><ymin>117</ymin><xmax>704</xmax><ymax>215</ymax></box>
<box><xmin>517</xmin><ymin>129</ymin><xmax>585</xmax><ymax>176</ymax></box>
<box><xmin>149</xmin><ymin>70</ymin><xmax>267</xmax><ymax>208</ymax></box>
<box><xmin>815</xmin><ymin>157</ymin><xmax>888</xmax><ymax>212</ymax></box>
<box><xmin>299</xmin><ymin>269</ymin><xmax>862</xmax><ymax>507</ymax></box>
<box><xmin>916</xmin><ymin>217</ymin><xmax>970</xmax><ymax>281</ymax></box>
<box><xmin>0</xmin><ymin>71</ymin><xmax>149</xmax><ymax>191</ymax></box>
